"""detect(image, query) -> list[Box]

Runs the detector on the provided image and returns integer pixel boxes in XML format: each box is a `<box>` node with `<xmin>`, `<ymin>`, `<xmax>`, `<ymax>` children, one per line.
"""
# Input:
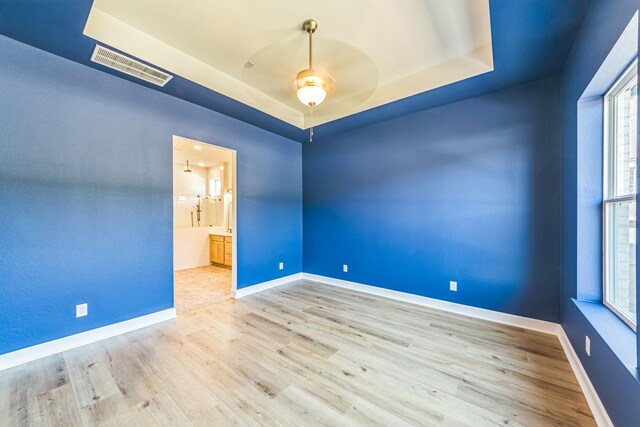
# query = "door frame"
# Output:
<box><xmin>172</xmin><ymin>135</ymin><xmax>238</xmax><ymax>297</ymax></box>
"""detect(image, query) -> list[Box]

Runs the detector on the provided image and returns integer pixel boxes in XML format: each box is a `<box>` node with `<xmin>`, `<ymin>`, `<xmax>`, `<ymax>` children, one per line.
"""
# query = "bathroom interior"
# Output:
<box><xmin>173</xmin><ymin>136</ymin><xmax>235</xmax><ymax>314</ymax></box>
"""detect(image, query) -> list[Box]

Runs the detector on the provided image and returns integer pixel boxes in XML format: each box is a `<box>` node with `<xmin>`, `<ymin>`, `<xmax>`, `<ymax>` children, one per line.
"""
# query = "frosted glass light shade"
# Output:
<box><xmin>295</xmin><ymin>68</ymin><xmax>331</xmax><ymax>107</ymax></box>
<box><xmin>297</xmin><ymin>84</ymin><xmax>327</xmax><ymax>106</ymax></box>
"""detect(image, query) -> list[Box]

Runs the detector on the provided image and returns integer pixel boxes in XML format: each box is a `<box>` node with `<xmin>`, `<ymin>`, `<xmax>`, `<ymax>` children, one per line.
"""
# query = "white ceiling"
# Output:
<box><xmin>85</xmin><ymin>1</ymin><xmax>493</xmax><ymax>129</ymax></box>
<box><xmin>173</xmin><ymin>136</ymin><xmax>232</xmax><ymax>168</ymax></box>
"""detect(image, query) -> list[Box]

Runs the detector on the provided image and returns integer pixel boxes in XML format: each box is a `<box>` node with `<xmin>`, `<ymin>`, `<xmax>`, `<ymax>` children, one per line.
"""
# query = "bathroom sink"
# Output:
<box><xmin>208</xmin><ymin>228</ymin><xmax>232</xmax><ymax>237</ymax></box>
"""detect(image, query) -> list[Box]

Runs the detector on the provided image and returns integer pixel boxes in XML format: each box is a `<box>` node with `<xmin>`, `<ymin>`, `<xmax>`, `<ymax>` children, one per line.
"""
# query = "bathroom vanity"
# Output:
<box><xmin>210</xmin><ymin>233</ymin><xmax>232</xmax><ymax>267</ymax></box>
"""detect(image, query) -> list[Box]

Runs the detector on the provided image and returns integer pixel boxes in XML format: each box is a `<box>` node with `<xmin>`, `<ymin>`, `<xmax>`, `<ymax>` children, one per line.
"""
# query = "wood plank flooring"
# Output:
<box><xmin>0</xmin><ymin>280</ymin><xmax>595</xmax><ymax>426</ymax></box>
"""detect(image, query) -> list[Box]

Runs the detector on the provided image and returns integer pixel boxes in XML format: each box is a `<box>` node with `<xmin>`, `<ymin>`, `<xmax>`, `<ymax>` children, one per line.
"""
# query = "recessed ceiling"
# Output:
<box><xmin>84</xmin><ymin>0</ymin><xmax>493</xmax><ymax>129</ymax></box>
<box><xmin>0</xmin><ymin>0</ymin><xmax>590</xmax><ymax>142</ymax></box>
<box><xmin>173</xmin><ymin>136</ymin><xmax>232</xmax><ymax>168</ymax></box>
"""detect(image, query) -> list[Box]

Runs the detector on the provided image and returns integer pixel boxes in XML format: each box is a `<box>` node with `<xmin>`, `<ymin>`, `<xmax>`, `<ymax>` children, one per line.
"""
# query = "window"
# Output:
<box><xmin>209</xmin><ymin>178</ymin><xmax>222</xmax><ymax>197</ymax></box>
<box><xmin>604</xmin><ymin>59</ymin><xmax>638</xmax><ymax>330</ymax></box>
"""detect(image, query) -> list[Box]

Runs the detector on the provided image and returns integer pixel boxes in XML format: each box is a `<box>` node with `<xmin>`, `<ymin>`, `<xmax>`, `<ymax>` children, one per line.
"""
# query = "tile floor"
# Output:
<box><xmin>174</xmin><ymin>265</ymin><xmax>232</xmax><ymax>314</ymax></box>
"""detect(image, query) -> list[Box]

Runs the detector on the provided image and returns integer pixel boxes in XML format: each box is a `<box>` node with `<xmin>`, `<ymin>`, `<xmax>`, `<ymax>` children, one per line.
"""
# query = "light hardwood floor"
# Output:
<box><xmin>0</xmin><ymin>280</ymin><xmax>595</xmax><ymax>426</ymax></box>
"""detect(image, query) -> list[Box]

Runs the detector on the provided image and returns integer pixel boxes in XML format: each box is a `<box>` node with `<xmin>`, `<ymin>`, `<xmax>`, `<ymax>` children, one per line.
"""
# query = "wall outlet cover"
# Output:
<box><xmin>76</xmin><ymin>303</ymin><xmax>88</xmax><ymax>318</ymax></box>
<box><xmin>343</xmin><ymin>264</ymin><xmax>348</xmax><ymax>273</ymax></box>
<box><xmin>279</xmin><ymin>262</ymin><xmax>284</xmax><ymax>270</ymax></box>
<box><xmin>449</xmin><ymin>281</ymin><xmax>458</xmax><ymax>291</ymax></box>
<box><xmin>585</xmin><ymin>336</ymin><xmax>591</xmax><ymax>356</ymax></box>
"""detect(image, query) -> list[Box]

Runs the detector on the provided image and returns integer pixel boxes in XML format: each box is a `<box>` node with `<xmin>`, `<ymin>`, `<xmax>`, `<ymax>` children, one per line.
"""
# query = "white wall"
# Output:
<box><xmin>174</xmin><ymin>226</ymin><xmax>210</xmax><ymax>270</ymax></box>
<box><xmin>173</xmin><ymin>164</ymin><xmax>210</xmax><ymax>270</ymax></box>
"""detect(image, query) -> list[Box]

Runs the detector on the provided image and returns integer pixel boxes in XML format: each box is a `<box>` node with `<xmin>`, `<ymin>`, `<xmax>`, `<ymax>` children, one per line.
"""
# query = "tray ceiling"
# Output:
<box><xmin>84</xmin><ymin>0</ymin><xmax>493</xmax><ymax>129</ymax></box>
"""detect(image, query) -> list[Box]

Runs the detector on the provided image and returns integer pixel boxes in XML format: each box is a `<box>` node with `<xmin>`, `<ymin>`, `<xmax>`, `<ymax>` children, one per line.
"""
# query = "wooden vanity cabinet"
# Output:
<box><xmin>224</xmin><ymin>236</ymin><xmax>232</xmax><ymax>267</ymax></box>
<box><xmin>210</xmin><ymin>235</ymin><xmax>232</xmax><ymax>267</ymax></box>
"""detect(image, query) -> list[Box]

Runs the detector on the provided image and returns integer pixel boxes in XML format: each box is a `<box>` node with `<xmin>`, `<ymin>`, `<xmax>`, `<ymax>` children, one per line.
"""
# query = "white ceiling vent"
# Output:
<box><xmin>90</xmin><ymin>45</ymin><xmax>173</xmax><ymax>87</ymax></box>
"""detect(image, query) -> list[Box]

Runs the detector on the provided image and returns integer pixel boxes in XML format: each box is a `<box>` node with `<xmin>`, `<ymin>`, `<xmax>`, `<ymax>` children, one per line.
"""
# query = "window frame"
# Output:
<box><xmin>602</xmin><ymin>58</ymin><xmax>638</xmax><ymax>332</ymax></box>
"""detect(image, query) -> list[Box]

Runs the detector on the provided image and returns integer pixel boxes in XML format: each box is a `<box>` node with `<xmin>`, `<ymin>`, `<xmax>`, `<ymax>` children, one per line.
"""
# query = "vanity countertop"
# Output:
<box><xmin>209</xmin><ymin>230</ymin><xmax>232</xmax><ymax>237</ymax></box>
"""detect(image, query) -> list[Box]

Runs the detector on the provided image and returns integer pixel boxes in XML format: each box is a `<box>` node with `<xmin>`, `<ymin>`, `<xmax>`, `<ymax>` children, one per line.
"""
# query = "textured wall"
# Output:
<box><xmin>0</xmin><ymin>35</ymin><xmax>302</xmax><ymax>355</ymax></box>
<box><xmin>561</xmin><ymin>0</ymin><xmax>640</xmax><ymax>425</ymax></box>
<box><xmin>303</xmin><ymin>77</ymin><xmax>562</xmax><ymax>322</ymax></box>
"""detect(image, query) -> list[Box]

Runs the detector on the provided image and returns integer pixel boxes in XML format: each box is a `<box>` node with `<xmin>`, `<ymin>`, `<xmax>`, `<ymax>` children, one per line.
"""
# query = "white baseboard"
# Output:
<box><xmin>557</xmin><ymin>329</ymin><xmax>613</xmax><ymax>427</ymax></box>
<box><xmin>301</xmin><ymin>273</ymin><xmax>559</xmax><ymax>334</ymax></box>
<box><xmin>0</xmin><ymin>308</ymin><xmax>176</xmax><ymax>372</ymax></box>
<box><xmin>235</xmin><ymin>273</ymin><xmax>302</xmax><ymax>298</ymax></box>
<box><xmin>302</xmin><ymin>273</ymin><xmax>612</xmax><ymax>427</ymax></box>
<box><xmin>1</xmin><ymin>272</ymin><xmax>306</xmax><ymax>371</ymax></box>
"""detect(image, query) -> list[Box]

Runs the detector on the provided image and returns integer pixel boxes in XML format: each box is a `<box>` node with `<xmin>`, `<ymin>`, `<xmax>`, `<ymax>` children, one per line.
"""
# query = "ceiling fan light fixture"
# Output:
<box><xmin>295</xmin><ymin>18</ymin><xmax>332</xmax><ymax>142</ymax></box>
<box><xmin>296</xmin><ymin>70</ymin><xmax>327</xmax><ymax>106</ymax></box>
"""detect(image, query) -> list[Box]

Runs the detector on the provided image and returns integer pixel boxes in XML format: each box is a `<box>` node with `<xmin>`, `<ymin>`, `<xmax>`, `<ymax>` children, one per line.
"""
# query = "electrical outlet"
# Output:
<box><xmin>449</xmin><ymin>281</ymin><xmax>458</xmax><ymax>291</ymax></box>
<box><xmin>76</xmin><ymin>303</ymin><xmax>88</xmax><ymax>318</ymax></box>
<box><xmin>343</xmin><ymin>264</ymin><xmax>348</xmax><ymax>273</ymax></box>
<box><xmin>279</xmin><ymin>262</ymin><xmax>284</xmax><ymax>270</ymax></box>
<box><xmin>585</xmin><ymin>336</ymin><xmax>591</xmax><ymax>356</ymax></box>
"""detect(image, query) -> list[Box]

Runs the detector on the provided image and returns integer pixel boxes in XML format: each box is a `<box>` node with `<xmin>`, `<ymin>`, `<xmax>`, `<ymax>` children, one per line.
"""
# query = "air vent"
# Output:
<box><xmin>90</xmin><ymin>45</ymin><xmax>173</xmax><ymax>87</ymax></box>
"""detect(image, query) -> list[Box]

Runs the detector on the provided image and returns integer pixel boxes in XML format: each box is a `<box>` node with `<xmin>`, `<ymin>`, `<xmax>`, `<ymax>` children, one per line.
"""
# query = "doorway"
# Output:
<box><xmin>172</xmin><ymin>136</ymin><xmax>237</xmax><ymax>314</ymax></box>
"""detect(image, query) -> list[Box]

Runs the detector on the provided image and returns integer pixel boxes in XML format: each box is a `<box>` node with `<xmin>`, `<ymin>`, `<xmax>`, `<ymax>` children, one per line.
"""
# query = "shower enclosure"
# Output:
<box><xmin>173</xmin><ymin>163</ymin><xmax>229</xmax><ymax>229</ymax></box>
<box><xmin>174</xmin><ymin>194</ymin><xmax>223</xmax><ymax>228</ymax></box>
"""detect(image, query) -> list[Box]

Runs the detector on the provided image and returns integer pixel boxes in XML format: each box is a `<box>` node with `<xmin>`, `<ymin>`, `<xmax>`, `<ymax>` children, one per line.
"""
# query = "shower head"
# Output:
<box><xmin>184</xmin><ymin>160</ymin><xmax>192</xmax><ymax>173</ymax></box>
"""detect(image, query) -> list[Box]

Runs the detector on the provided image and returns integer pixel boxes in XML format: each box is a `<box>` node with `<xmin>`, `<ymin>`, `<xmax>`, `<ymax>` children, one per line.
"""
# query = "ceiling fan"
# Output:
<box><xmin>295</xmin><ymin>19</ymin><xmax>333</xmax><ymax>142</ymax></box>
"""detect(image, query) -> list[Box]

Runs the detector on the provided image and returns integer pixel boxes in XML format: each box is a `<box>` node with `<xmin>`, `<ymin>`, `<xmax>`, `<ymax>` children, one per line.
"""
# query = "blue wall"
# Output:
<box><xmin>0</xmin><ymin>35</ymin><xmax>302</xmax><ymax>355</ymax></box>
<box><xmin>561</xmin><ymin>0</ymin><xmax>640</xmax><ymax>425</ymax></box>
<box><xmin>303</xmin><ymin>77</ymin><xmax>563</xmax><ymax>322</ymax></box>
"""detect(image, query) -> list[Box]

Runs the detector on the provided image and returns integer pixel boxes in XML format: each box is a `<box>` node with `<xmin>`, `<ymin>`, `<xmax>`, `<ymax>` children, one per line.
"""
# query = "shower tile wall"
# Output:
<box><xmin>173</xmin><ymin>163</ymin><xmax>223</xmax><ymax>228</ymax></box>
